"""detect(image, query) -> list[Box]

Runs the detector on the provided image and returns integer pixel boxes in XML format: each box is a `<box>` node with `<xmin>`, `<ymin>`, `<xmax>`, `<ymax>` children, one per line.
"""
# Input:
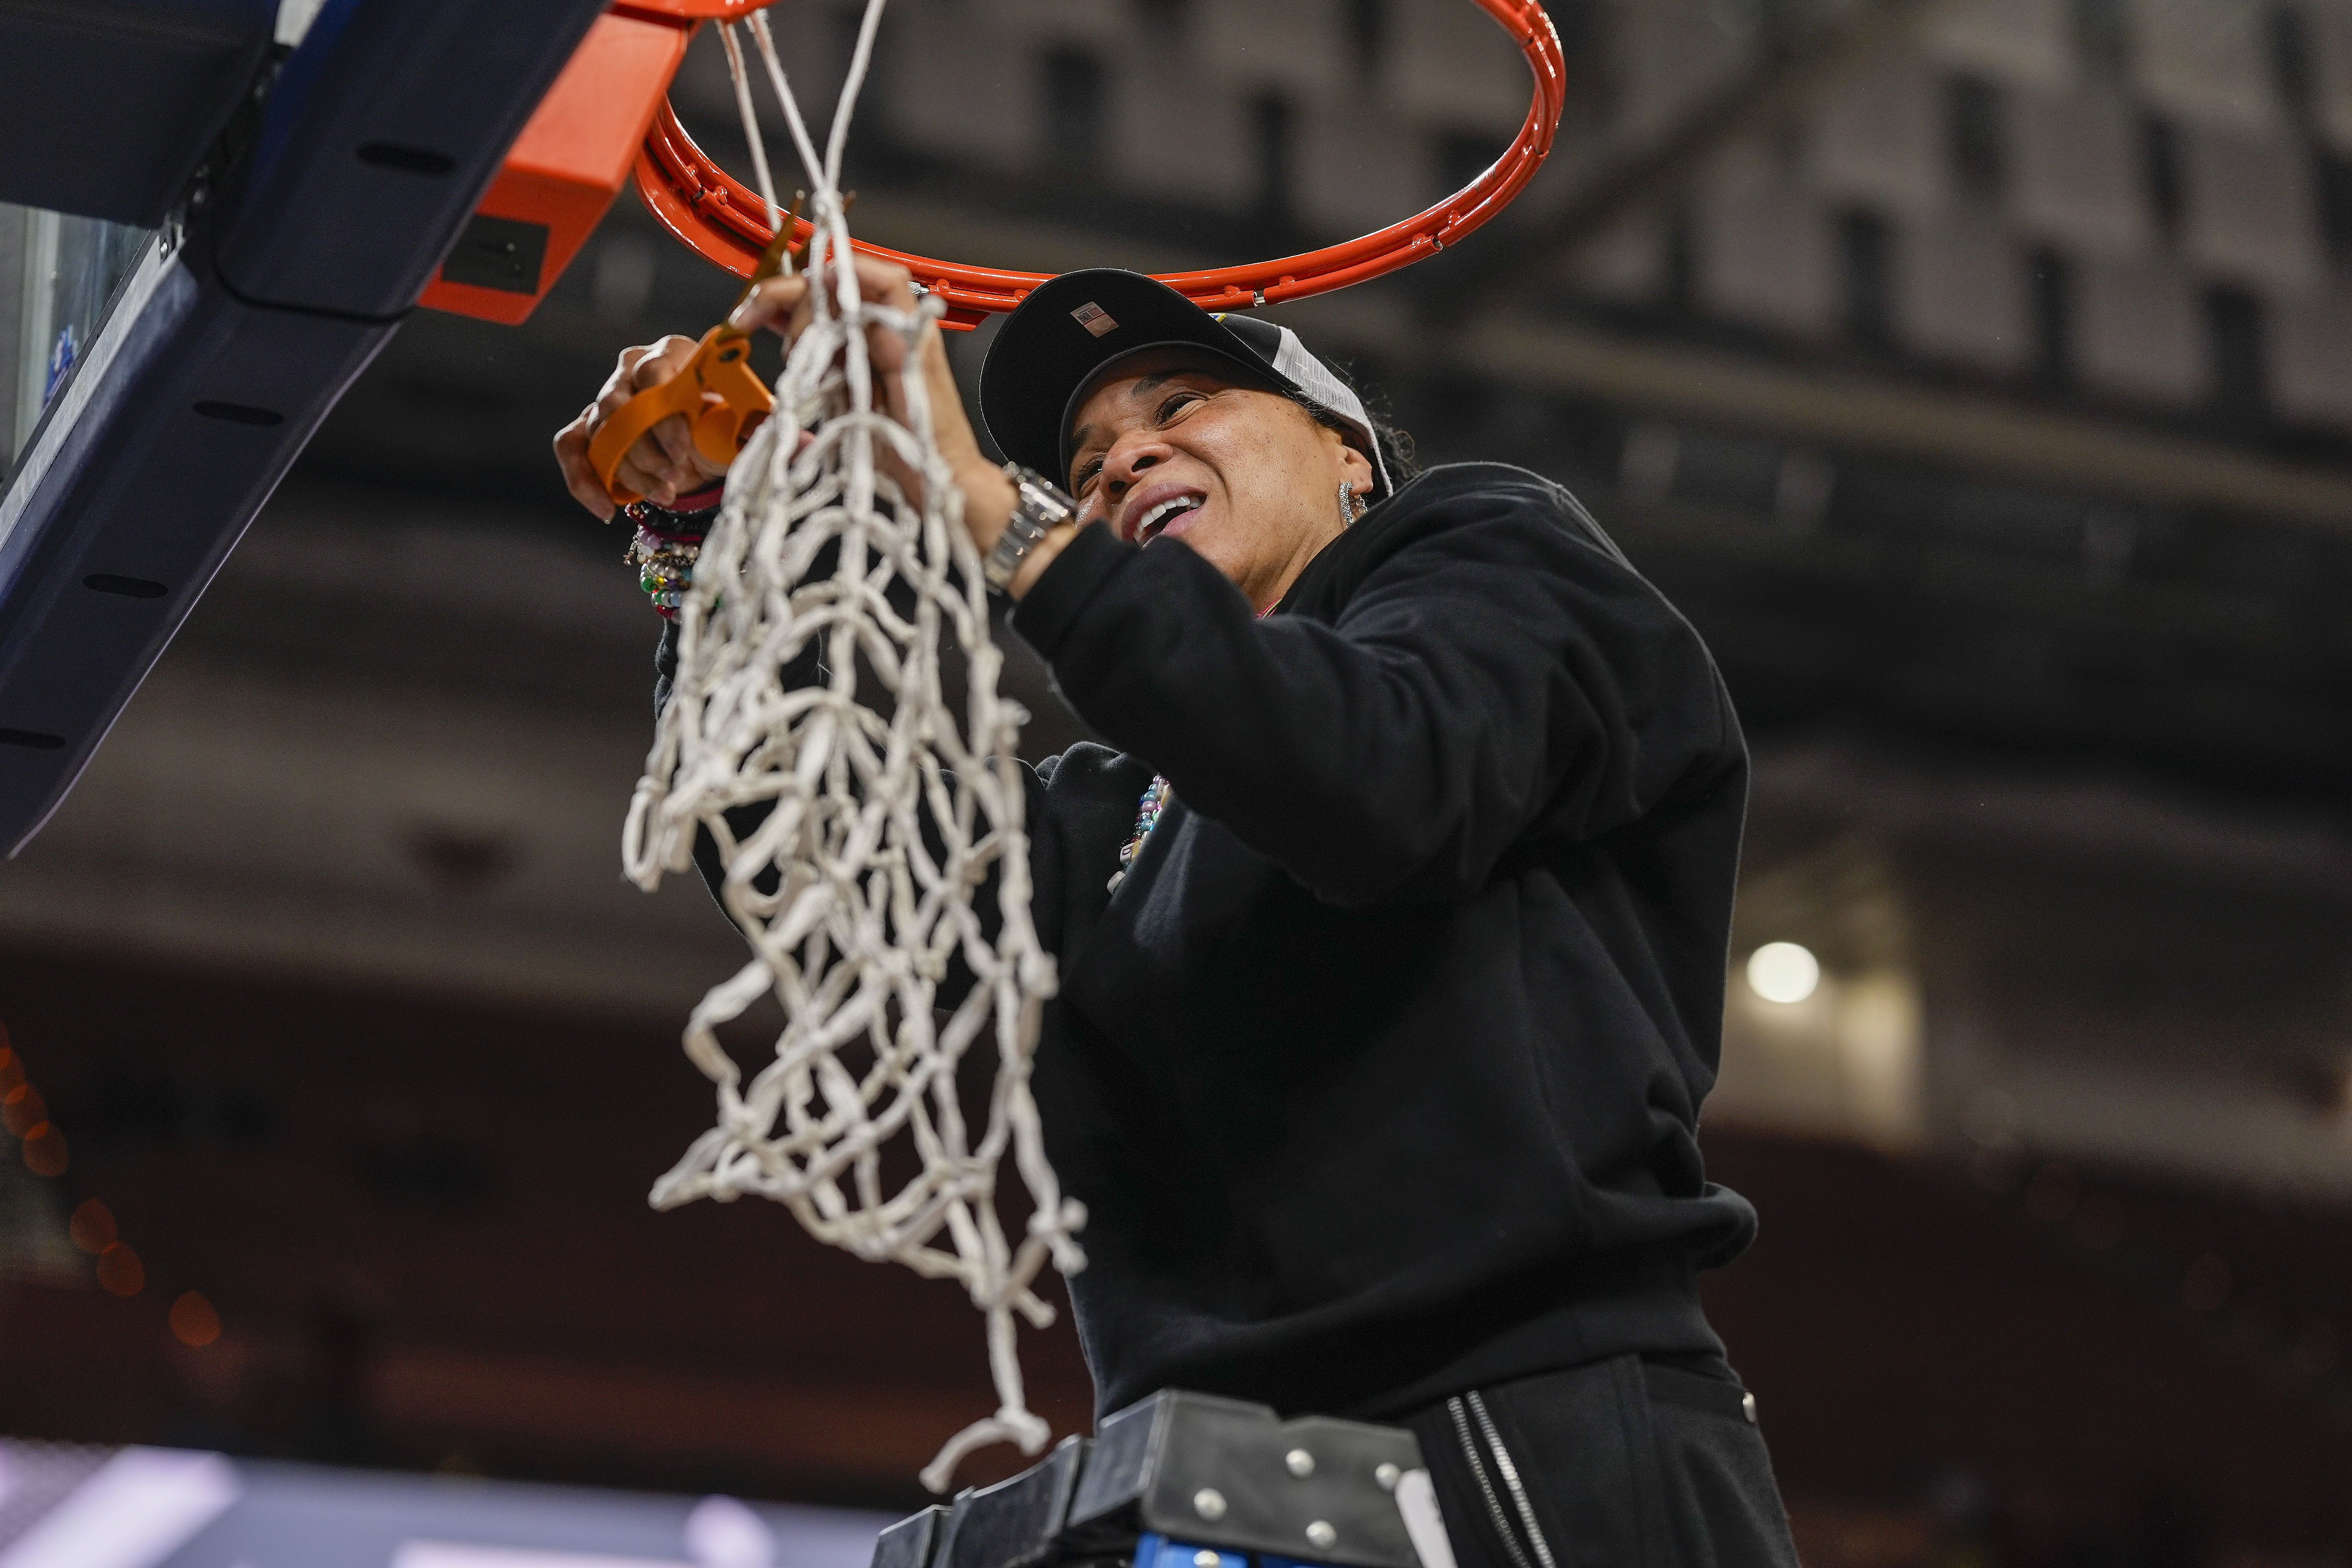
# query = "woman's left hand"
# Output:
<box><xmin>729</xmin><ymin>253</ymin><xmax>1021</xmax><ymax>561</ymax></box>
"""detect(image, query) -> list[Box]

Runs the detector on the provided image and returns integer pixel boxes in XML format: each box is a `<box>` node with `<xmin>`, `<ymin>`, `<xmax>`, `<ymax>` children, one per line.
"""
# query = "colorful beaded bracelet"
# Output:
<box><xmin>620</xmin><ymin>487</ymin><xmax>722</xmax><ymax>619</ymax></box>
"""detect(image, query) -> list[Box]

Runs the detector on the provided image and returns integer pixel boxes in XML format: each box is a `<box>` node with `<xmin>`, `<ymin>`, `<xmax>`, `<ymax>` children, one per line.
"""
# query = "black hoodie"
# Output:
<box><xmin>657</xmin><ymin>461</ymin><xmax>1756</xmax><ymax>1421</ymax></box>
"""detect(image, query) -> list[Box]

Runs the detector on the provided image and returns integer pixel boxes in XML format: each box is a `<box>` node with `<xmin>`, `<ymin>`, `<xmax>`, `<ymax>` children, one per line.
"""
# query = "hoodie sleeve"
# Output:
<box><xmin>1009</xmin><ymin>473</ymin><xmax>1737</xmax><ymax>909</ymax></box>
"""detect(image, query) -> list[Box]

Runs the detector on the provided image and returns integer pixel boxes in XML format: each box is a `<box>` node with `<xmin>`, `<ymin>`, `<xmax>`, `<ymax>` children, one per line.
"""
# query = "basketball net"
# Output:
<box><xmin>620</xmin><ymin>0</ymin><xmax>1083</xmax><ymax>1493</ymax></box>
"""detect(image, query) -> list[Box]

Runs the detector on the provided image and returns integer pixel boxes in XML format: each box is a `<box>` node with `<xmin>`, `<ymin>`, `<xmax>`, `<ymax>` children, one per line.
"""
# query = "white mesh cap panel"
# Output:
<box><xmin>1267</xmin><ymin>323</ymin><xmax>1394</xmax><ymax>497</ymax></box>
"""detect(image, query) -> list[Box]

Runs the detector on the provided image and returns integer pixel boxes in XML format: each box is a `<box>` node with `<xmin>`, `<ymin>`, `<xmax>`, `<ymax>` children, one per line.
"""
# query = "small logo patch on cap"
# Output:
<box><xmin>1071</xmin><ymin>302</ymin><xmax>1118</xmax><ymax>336</ymax></box>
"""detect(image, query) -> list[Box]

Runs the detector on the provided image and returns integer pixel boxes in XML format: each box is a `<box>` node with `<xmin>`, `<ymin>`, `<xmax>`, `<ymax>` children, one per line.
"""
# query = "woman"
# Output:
<box><xmin>554</xmin><ymin>261</ymin><xmax>1798</xmax><ymax>1568</ymax></box>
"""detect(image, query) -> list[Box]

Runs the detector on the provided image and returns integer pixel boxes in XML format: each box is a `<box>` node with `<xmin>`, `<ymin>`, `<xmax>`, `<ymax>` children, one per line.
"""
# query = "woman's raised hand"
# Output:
<box><xmin>553</xmin><ymin>334</ymin><xmax>726</xmax><ymax>520</ymax></box>
<box><xmin>728</xmin><ymin>253</ymin><xmax>1015</xmax><ymax>543</ymax></box>
<box><xmin>727</xmin><ymin>254</ymin><xmax>984</xmax><ymax>475</ymax></box>
<box><xmin>553</xmin><ymin>254</ymin><xmax>1025</xmax><ymax>573</ymax></box>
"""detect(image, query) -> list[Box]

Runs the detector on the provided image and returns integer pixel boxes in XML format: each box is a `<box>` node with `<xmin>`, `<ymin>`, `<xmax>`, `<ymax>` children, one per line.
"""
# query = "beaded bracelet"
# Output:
<box><xmin>620</xmin><ymin>487</ymin><xmax>722</xmax><ymax>619</ymax></box>
<box><xmin>629</xmin><ymin>528</ymin><xmax>701</xmax><ymax>617</ymax></box>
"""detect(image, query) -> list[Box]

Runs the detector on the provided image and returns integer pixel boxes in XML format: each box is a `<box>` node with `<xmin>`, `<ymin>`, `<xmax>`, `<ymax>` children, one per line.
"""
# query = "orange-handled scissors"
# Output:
<box><xmin>588</xmin><ymin>214</ymin><xmax>798</xmax><ymax>507</ymax></box>
<box><xmin>587</xmin><ymin>325</ymin><xmax>772</xmax><ymax>506</ymax></box>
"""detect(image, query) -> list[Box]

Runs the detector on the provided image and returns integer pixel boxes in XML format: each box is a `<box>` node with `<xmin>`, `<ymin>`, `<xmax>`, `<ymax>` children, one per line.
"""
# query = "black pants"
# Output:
<box><xmin>1403</xmin><ymin>1355</ymin><xmax>1800</xmax><ymax>1568</ymax></box>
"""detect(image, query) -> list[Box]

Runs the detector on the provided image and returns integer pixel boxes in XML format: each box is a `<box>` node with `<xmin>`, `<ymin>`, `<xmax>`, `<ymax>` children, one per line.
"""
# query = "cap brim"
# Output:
<box><xmin>979</xmin><ymin>270</ymin><xmax>1303</xmax><ymax>487</ymax></box>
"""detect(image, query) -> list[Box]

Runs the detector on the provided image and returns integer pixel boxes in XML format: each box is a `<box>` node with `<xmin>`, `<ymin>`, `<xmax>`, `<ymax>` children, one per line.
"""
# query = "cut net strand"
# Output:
<box><xmin>623</xmin><ymin>0</ymin><xmax>1082</xmax><ymax>1494</ymax></box>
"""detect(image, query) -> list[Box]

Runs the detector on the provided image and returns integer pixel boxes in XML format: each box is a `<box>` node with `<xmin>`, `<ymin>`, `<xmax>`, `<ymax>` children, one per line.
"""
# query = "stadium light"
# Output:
<box><xmin>1747</xmin><ymin>942</ymin><xmax>1821</xmax><ymax>1004</ymax></box>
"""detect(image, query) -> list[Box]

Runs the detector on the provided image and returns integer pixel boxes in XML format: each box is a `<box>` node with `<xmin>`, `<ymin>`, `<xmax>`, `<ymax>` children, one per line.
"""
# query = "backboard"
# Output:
<box><xmin>0</xmin><ymin>0</ymin><xmax>613</xmax><ymax>853</ymax></box>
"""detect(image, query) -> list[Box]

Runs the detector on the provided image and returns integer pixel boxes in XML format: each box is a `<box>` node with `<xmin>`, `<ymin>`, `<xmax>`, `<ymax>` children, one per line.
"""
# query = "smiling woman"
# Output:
<box><xmin>1060</xmin><ymin>350</ymin><xmax>1420</xmax><ymax>613</ymax></box>
<box><xmin>1068</xmin><ymin>360</ymin><xmax>1363</xmax><ymax>606</ymax></box>
<box><xmin>552</xmin><ymin>263</ymin><xmax>1798</xmax><ymax>1568</ymax></box>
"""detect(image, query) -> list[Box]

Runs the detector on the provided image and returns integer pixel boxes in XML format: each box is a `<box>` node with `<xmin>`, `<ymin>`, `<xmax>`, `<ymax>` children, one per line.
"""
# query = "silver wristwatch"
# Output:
<box><xmin>984</xmin><ymin>464</ymin><xmax>1077</xmax><ymax>592</ymax></box>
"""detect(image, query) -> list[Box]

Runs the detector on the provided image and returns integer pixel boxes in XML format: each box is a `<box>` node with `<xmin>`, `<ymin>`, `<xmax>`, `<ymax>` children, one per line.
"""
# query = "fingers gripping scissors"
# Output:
<box><xmin>587</xmin><ymin>202</ymin><xmax>802</xmax><ymax>507</ymax></box>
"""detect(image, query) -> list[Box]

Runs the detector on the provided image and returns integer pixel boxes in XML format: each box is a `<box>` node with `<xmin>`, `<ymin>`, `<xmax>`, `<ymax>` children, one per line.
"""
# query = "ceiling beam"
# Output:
<box><xmin>1448</xmin><ymin>315</ymin><xmax>2352</xmax><ymax>534</ymax></box>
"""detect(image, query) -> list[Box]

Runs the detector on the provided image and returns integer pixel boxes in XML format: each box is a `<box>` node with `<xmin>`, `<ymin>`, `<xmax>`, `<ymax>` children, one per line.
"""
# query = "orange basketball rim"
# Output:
<box><xmin>629</xmin><ymin>0</ymin><xmax>1567</xmax><ymax>329</ymax></box>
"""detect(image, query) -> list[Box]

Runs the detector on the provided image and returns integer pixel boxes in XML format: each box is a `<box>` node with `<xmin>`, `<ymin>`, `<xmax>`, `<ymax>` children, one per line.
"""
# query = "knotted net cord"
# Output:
<box><xmin>621</xmin><ymin>0</ymin><xmax>1083</xmax><ymax>1492</ymax></box>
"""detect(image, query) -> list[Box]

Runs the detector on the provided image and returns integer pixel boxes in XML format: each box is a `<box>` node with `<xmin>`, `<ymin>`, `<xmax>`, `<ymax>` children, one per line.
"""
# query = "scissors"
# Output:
<box><xmin>588</xmin><ymin>197</ymin><xmax>804</xmax><ymax>507</ymax></box>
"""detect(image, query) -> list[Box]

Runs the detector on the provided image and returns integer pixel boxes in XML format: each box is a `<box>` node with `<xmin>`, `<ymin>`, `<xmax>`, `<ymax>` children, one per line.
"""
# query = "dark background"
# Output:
<box><xmin>4</xmin><ymin>3</ymin><xmax>2351</xmax><ymax>1566</ymax></box>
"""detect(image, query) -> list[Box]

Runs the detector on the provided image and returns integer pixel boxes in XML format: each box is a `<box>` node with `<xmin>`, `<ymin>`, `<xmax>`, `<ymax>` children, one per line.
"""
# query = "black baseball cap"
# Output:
<box><xmin>976</xmin><ymin>269</ymin><xmax>1393</xmax><ymax>498</ymax></box>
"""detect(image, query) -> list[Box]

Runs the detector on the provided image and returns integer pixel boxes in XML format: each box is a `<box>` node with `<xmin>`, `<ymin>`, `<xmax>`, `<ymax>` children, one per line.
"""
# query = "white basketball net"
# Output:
<box><xmin>619</xmin><ymin>0</ymin><xmax>1083</xmax><ymax>1493</ymax></box>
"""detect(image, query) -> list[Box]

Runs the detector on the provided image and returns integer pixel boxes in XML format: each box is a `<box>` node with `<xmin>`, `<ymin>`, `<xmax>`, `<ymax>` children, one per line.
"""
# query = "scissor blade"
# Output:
<box><xmin>730</xmin><ymin>190</ymin><xmax>802</xmax><ymax>309</ymax></box>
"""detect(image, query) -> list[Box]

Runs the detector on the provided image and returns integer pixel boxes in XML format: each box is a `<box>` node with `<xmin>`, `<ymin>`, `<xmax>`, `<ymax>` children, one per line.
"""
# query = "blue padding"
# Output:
<box><xmin>217</xmin><ymin>0</ymin><xmax>607</xmax><ymax>319</ymax></box>
<box><xmin>0</xmin><ymin>0</ymin><xmax>277</xmax><ymax>226</ymax></box>
<box><xmin>0</xmin><ymin>0</ymin><xmax>608</xmax><ymax>851</ymax></box>
<box><xmin>1136</xmin><ymin>1534</ymin><xmax>1252</xmax><ymax>1568</ymax></box>
<box><xmin>0</xmin><ymin>244</ymin><xmax>391</xmax><ymax>850</ymax></box>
